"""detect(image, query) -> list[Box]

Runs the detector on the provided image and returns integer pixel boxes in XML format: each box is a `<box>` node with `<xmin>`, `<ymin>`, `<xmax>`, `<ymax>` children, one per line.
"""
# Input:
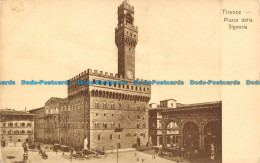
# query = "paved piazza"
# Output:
<box><xmin>0</xmin><ymin>147</ymin><xmax>177</xmax><ymax>163</ymax></box>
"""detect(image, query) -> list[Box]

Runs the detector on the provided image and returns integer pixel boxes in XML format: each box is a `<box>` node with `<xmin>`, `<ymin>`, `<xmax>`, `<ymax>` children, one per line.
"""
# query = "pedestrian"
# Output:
<box><xmin>137</xmin><ymin>157</ymin><xmax>139</xmax><ymax>161</ymax></box>
<box><xmin>70</xmin><ymin>153</ymin><xmax>73</xmax><ymax>162</ymax></box>
<box><xmin>142</xmin><ymin>158</ymin><xmax>144</xmax><ymax>163</ymax></box>
<box><xmin>2</xmin><ymin>139</ymin><xmax>6</xmax><ymax>148</ymax></box>
<box><xmin>135</xmin><ymin>152</ymin><xmax>137</xmax><ymax>156</ymax></box>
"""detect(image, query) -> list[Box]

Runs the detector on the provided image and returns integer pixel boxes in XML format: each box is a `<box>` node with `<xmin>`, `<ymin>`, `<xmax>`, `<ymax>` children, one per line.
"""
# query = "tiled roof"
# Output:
<box><xmin>0</xmin><ymin>109</ymin><xmax>35</xmax><ymax>116</ymax></box>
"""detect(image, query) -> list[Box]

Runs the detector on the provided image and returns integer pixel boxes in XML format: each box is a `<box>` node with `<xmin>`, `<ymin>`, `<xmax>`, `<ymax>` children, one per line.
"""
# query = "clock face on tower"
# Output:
<box><xmin>127</xmin><ymin>70</ymin><xmax>133</xmax><ymax>79</ymax></box>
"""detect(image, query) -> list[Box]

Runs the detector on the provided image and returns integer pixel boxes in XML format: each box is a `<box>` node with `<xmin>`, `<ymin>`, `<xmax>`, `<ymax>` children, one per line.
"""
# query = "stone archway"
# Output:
<box><xmin>182</xmin><ymin>121</ymin><xmax>200</xmax><ymax>151</ymax></box>
<box><xmin>203</xmin><ymin>121</ymin><xmax>221</xmax><ymax>160</ymax></box>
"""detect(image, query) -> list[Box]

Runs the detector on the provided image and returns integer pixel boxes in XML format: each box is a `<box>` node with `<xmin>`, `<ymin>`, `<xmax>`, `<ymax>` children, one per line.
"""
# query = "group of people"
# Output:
<box><xmin>135</xmin><ymin>152</ymin><xmax>145</xmax><ymax>163</ymax></box>
<box><xmin>23</xmin><ymin>142</ymin><xmax>29</xmax><ymax>161</ymax></box>
<box><xmin>1</xmin><ymin>137</ymin><xmax>6</xmax><ymax>148</ymax></box>
<box><xmin>37</xmin><ymin>143</ymin><xmax>48</xmax><ymax>159</ymax></box>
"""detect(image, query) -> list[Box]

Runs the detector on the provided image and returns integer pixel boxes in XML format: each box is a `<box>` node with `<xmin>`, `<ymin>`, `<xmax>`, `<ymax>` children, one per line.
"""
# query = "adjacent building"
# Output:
<box><xmin>149</xmin><ymin>99</ymin><xmax>222</xmax><ymax>155</ymax></box>
<box><xmin>149</xmin><ymin>99</ymin><xmax>181</xmax><ymax>147</ymax></box>
<box><xmin>28</xmin><ymin>107</ymin><xmax>45</xmax><ymax>143</ymax></box>
<box><xmin>0</xmin><ymin>109</ymin><xmax>35</xmax><ymax>147</ymax></box>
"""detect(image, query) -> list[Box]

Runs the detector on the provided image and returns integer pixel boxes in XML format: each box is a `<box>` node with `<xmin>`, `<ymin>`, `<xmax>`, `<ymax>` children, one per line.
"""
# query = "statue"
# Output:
<box><xmin>84</xmin><ymin>137</ymin><xmax>88</xmax><ymax>150</ymax></box>
<box><xmin>147</xmin><ymin>136</ymin><xmax>153</xmax><ymax>148</ymax></box>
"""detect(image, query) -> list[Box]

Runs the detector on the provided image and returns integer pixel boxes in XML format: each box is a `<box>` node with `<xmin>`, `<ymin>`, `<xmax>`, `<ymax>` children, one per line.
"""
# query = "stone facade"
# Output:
<box><xmin>149</xmin><ymin>100</ymin><xmax>222</xmax><ymax>153</ymax></box>
<box><xmin>32</xmin><ymin>0</ymin><xmax>151</xmax><ymax>150</ymax></box>
<box><xmin>161</xmin><ymin>101</ymin><xmax>222</xmax><ymax>161</ymax></box>
<box><xmin>29</xmin><ymin>107</ymin><xmax>45</xmax><ymax>143</ymax></box>
<box><xmin>149</xmin><ymin>99</ymin><xmax>179</xmax><ymax>147</ymax></box>
<box><xmin>0</xmin><ymin>109</ymin><xmax>35</xmax><ymax>147</ymax></box>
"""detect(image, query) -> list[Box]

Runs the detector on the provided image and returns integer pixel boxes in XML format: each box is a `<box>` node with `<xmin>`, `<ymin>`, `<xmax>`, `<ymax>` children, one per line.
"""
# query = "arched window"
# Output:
<box><xmin>111</xmin><ymin>103</ymin><xmax>115</xmax><ymax>109</ymax></box>
<box><xmin>137</xmin><ymin>122</ymin><xmax>140</xmax><ymax>128</ymax></box>
<box><xmin>95</xmin><ymin>122</ymin><xmax>99</xmax><ymax>129</ymax></box>
<box><xmin>126</xmin><ymin>13</ymin><xmax>133</xmax><ymax>24</ymax></box>
<box><xmin>8</xmin><ymin>123</ymin><xmax>13</xmax><ymax>127</ymax></box>
<box><xmin>111</xmin><ymin>122</ymin><xmax>115</xmax><ymax>128</ymax></box>
<box><xmin>103</xmin><ymin>102</ymin><xmax>107</xmax><ymax>109</ymax></box>
<box><xmin>94</xmin><ymin>101</ymin><xmax>99</xmax><ymax>109</ymax></box>
<box><xmin>21</xmin><ymin>123</ymin><xmax>25</xmax><ymax>127</ymax></box>
<box><xmin>103</xmin><ymin>122</ymin><xmax>107</xmax><ymax>129</ymax></box>
<box><xmin>27</xmin><ymin>123</ymin><xmax>31</xmax><ymax>127</ymax></box>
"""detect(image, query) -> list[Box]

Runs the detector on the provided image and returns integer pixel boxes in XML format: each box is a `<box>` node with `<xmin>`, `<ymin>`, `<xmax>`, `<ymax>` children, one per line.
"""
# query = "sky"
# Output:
<box><xmin>0</xmin><ymin>0</ymin><xmax>222</xmax><ymax>110</ymax></box>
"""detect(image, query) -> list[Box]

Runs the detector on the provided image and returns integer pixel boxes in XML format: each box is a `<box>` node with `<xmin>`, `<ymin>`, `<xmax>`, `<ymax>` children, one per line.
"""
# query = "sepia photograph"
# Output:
<box><xmin>0</xmin><ymin>0</ymin><xmax>259</xmax><ymax>163</ymax></box>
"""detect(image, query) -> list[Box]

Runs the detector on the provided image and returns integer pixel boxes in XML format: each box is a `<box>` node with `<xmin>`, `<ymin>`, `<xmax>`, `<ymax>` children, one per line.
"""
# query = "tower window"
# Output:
<box><xmin>110</xmin><ymin>135</ymin><xmax>113</xmax><ymax>140</ymax></box>
<box><xmin>126</xmin><ymin>13</ymin><xmax>133</xmax><ymax>24</ymax></box>
<box><xmin>98</xmin><ymin>135</ymin><xmax>101</xmax><ymax>141</ymax></box>
<box><xmin>111</xmin><ymin>103</ymin><xmax>115</xmax><ymax>109</ymax></box>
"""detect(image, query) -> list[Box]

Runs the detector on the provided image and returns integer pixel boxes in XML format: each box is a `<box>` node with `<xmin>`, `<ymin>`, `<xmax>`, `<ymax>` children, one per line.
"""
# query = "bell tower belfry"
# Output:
<box><xmin>115</xmin><ymin>0</ymin><xmax>138</xmax><ymax>80</ymax></box>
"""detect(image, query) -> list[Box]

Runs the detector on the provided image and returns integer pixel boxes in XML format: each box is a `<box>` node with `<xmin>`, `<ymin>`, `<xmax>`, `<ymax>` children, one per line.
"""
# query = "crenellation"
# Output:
<box><xmin>40</xmin><ymin>0</ymin><xmax>150</xmax><ymax>150</ymax></box>
<box><xmin>88</xmin><ymin>69</ymin><xmax>92</xmax><ymax>74</ymax></box>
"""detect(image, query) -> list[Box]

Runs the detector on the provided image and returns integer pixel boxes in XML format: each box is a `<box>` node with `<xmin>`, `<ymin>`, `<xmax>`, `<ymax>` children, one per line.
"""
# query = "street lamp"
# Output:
<box><xmin>114</xmin><ymin>127</ymin><xmax>123</xmax><ymax>163</ymax></box>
